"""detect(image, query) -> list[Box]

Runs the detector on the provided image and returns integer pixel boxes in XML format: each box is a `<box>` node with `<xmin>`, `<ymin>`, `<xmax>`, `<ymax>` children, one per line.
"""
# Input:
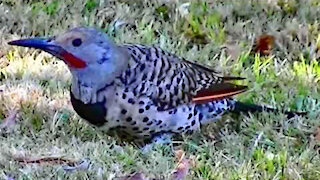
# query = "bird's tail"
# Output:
<box><xmin>232</xmin><ymin>101</ymin><xmax>307</xmax><ymax>118</ymax></box>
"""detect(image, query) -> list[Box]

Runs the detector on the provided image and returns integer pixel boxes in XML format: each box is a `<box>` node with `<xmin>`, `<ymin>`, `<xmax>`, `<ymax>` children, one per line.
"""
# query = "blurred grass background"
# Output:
<box><xmin>0</xmin><ymin>0</ymin><xmax>320</xmax><ymax>179</ymax></box>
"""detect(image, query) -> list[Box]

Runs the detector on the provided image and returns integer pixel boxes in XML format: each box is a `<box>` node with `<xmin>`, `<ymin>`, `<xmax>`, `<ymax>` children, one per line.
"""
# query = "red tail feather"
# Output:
<box><xmin>192</xmin><ymin>83</ymin><xmax>247</xmax><ymax>104</ymax></box>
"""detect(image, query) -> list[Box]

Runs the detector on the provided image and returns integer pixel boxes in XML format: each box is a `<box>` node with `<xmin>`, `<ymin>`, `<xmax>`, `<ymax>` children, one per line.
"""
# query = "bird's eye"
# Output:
<box><xmin>72</xmin><ymin>38</ymin><xmax>82</xmax><ymax>47</ymax></box>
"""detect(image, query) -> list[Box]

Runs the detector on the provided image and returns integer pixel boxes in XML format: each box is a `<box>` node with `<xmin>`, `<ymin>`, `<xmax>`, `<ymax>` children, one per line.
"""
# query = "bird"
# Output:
<box><xmin>8</xmin><ymin>27</ymin><xmax>305</xmax><ymax>146</ymax></box>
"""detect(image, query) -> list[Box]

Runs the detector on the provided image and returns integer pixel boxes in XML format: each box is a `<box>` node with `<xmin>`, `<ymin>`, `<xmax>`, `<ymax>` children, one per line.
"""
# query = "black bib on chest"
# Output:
<box><xmin>70</xmin><ymin>91</ymin><xmax>107</xmax><ymax>126</ymax></box>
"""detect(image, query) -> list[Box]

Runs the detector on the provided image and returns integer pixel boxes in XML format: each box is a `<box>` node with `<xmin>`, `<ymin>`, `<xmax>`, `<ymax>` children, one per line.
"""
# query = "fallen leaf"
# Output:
<box><xmin>175</xmin><ymin>149</ymin><xmax>185</xmax><ymax>162</ymax></box>
<box><xmin>11</xmin><ymin>153</ymin><xmax>92</xmax><ymax>172</ymax></box>
<box><xmin>13</xmin><ymin>154</ymin><xmax>77</xmax><ymax>165</ymax></box>
<box><xmin>171</xmin><ymin>159</ymin><xmax>190</xmax><ymax>180</ymax></box>
<box><xmin>0</xmin><ymin>109</ymin><xmax>18</xmax><ymax>131</ymax></box>
<box><xmin>171</xmin><ymin>150</ymin><xmax>190</xmax><ymax>180</ymax></box>
<box><xmin>254</xmin><ymin>34</ymin><xmax>275</xmax><ymax>55</ymax></box>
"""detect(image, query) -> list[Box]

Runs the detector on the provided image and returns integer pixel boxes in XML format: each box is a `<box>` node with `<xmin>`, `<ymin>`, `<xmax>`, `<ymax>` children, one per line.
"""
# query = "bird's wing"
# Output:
<box><xmin>121</xmin><ymin>44</ymin><xmax>247</xmax><ymax>110</ymax></box>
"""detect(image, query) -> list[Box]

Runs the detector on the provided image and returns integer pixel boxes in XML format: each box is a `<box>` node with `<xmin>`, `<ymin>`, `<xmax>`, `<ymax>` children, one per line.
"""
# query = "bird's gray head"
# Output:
<box><xmin>8</xmin><ymin>27</ymin><xmax>129</xmax><ymax>88</ymax></box>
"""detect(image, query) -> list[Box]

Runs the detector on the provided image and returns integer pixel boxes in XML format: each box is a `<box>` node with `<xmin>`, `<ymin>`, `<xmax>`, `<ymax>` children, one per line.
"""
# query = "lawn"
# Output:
<box><xmin>0</xmin><ymin>0</ymin><xmax>320</xmax><ymax>179</ymax></box>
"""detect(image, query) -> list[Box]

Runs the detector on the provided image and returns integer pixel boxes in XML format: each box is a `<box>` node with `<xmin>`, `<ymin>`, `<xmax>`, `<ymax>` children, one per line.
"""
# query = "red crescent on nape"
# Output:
<box><xmin>61</xmin><ymin>51</ymin><xmax>87</xmax><ymax>68</ymax></box>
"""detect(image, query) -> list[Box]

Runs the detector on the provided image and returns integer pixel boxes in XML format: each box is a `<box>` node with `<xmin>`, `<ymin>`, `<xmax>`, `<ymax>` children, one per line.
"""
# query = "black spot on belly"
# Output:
<box><xmin>70</xmin><ymin>91</ymin><xmax>107</xmax><ymax>127</ymax></box>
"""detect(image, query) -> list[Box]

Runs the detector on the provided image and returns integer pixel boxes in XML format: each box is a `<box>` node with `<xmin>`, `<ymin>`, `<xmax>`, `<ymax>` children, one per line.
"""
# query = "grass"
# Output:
<box><xmin>0</xmin><ymin>0</ymin><xmax>320</xmax><ymax>179</ymax></box>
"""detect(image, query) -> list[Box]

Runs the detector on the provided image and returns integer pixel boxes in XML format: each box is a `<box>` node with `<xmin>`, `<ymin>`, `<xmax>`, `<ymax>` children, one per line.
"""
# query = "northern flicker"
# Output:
<box><xmin>8</xmin><ymin>27</ymin><xmax>305</xmax><ymax>145</ymax></box>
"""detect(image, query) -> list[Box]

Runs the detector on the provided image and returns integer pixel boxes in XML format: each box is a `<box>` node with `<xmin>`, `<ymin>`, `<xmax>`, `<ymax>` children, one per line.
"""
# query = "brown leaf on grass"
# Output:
<box><xmin>171</xmin><ymin>150</ymin><xmax>191</xmax><ymax>180</ymax></box>
<box><xmin>171</xmin><ymin>159</ymin><xmax>190</xmax><ymax>180</ymax></box>
<box><xmin>12</xmin><ymin>154</ymin><xmax>90</xmax><ymax>171</ymax></box>
<box><xmin>116</xmin><ymin>172</ymin><xmax>149</xmax><ymax>180</ymax></box>
<box><xmin>0</xmin><ymin>109</ymin><xmax>18</xmax><ymax>131</ymax></box>
<box><xmin>254</xmin><ymin>34</ymin><xmax>275</xmax><ymax>55</ymax></box>
<box><xmin>13</xmin><ymin>154</ymin><xmax>77</xmax><ymax>165</ymax></box>
<box><xmin>174</xmin><ymin>149</ymin><xmax>185</xmax><ymax>162</ymax></box>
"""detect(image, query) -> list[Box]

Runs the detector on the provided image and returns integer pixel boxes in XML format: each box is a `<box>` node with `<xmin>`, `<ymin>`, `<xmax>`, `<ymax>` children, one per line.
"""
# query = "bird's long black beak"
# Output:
<box><xmin>8</xmin><ymin>37</ymin><xmax>87</xmax><ymax>68</ymax></box>
<box><xmin>8</xmin><ymin>38</ymin><xmax>63</xmax><ymax>57</ymax></box>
